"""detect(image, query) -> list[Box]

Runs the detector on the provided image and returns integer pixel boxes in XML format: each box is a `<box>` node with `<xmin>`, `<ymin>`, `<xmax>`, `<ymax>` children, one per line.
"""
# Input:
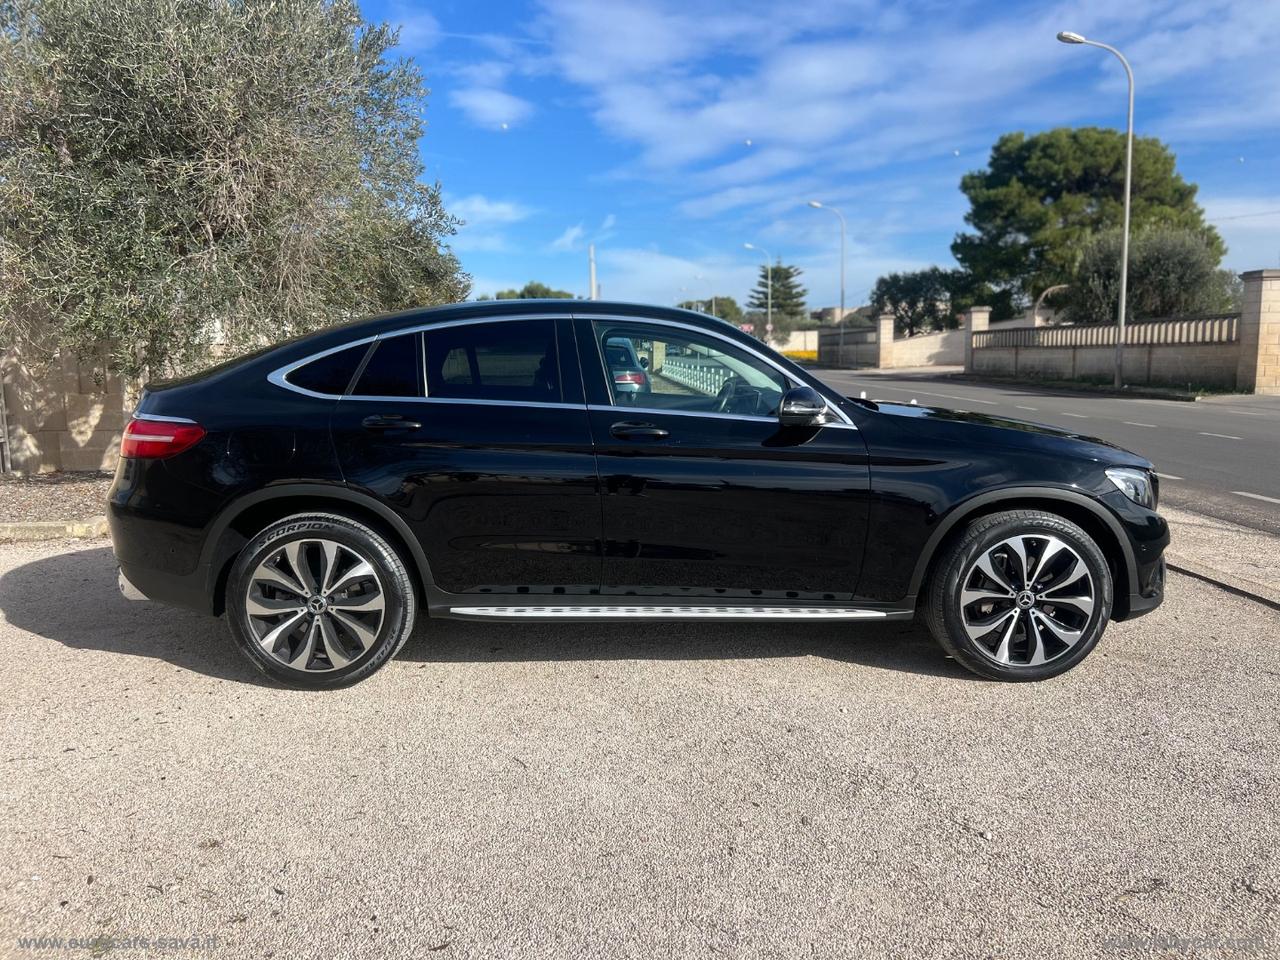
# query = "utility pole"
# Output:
<box><xmin>1058</xmin><ymin>31</ymin><xmax>1134</xmax><ymax>389</ymax></box>
<box><xmin>588</xmin><ymin>244</ymin><xmax>598</xmax><ymax>300</ymax></box>
<box><xmin>743</xmin><ymin>243</ymin><xmax>773</xmax><ymax>341</ymax></box>
<box><xmin>807</xmin><ymin>201</ymin><xmax>847</xmax><ymax>362</ymax></box>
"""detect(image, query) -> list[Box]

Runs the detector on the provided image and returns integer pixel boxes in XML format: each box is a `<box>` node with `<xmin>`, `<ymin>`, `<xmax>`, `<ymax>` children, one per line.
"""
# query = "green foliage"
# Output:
<box><xmin>0</xmin><ymin>0</ymin><xmax>469</xmax><ymax>379</ymax></box>
<box><xmin>677</xmin><ymin>296</ymin><xmax>743</xmax><ymax>325</ymax></box>
<box><xmin>1062</xmin><ymin>228</ymin><xmax>1240</xmax><ymax>324</ymax></box>
<box><xmin>746</xmin><ymin>262</ymin><xmax>807</xmax><ymax>335</ymax></box>
<box><xmin>486</xmin><ymin>281</ymin><xmax>576</xmax><ymax>300</ymax></box>
<box><xmin>952</xmin><ymin>127</ymin><xmax>1222</xmax><ymax>313</ymax></box>
<box><xmin>869</xmin><ymin>267</ymin><xmax>973</xmax><ymax>337</ymax></box>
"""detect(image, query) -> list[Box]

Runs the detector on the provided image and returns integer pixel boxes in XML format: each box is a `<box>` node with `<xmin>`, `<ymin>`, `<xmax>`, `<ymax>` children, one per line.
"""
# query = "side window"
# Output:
<box><xmin>425</xmin><ymin>319</ymin><xmax>560</xmax><ymax>403</ymax></box>
<box><xmin>352</xmin><ymin>332</ymin><xmax>423</xmax><ymax>398</ymax></box>
<box><xmin>285</xmin><ymin>343</ymin><xmax>369</xmax><ymax>396</ymax></box>
<box><xmin>594</xmin><ymin>323</ymin><xmax>789</xmax><ymax>417</ymax></box>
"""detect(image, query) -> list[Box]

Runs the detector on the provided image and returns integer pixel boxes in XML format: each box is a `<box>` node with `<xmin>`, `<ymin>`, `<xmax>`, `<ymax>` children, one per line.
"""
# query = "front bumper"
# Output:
<box><xmin>1120</xmin><ymin>556</ymin><xmax>1166</xmax><ymax>621</ymax></box>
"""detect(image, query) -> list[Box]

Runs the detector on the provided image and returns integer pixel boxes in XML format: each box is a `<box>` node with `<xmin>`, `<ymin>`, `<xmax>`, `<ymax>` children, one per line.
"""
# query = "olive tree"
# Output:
<box><xmin>0</xmin><ymin>0</ymin><xmax>469</xmax><ymax>379</ymax></box>
<box><xmin>1062</xmin><ymin>228</ymin><xmax>1238</xmax><ymax>325</ymax></box>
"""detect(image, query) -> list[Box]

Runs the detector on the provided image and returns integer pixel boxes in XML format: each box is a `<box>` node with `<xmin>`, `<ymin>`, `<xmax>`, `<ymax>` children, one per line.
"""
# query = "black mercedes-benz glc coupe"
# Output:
<box><xmin>109</xmin><ymin>300</ymin><xmax>1168</xmax><ymax>688</ymax></box>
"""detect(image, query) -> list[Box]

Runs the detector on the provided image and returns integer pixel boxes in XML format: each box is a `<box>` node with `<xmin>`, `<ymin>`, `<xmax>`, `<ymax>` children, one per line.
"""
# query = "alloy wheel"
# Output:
<box><xmin>958</xmin><ymin>533</ymin><xmax>1096</xmax><ymax>668</ymax></box>
<box><xmin>244</xmin><ymin>538</ymin><xmax>385</xmax><ymax>672</ymax></box>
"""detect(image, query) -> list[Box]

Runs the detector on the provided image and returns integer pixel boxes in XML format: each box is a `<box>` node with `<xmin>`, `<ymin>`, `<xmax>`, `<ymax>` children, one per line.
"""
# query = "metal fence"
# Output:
<box><xmin>972</xmin><ymin>313</ymin><xmax>1239</xmax><ymax>350</ymax></box>
<box><xmin>659</xmin><ymin>356</ymin><xmax>734</xmax><ymax>395</ymax></box>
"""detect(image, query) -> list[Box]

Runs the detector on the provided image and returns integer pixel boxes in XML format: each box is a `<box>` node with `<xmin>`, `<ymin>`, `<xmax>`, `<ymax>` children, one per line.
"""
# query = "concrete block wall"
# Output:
<box><xmin>966</xmin><ymin>271</ymin><xmax>1279</xmax><ymax>392</ymax></box>
<box><xmin>884</xmin><ymin>324</ymin><xmax>968</xmax><ymax>368</ymax></box>
<box><xmin>1238</xmin><ymin>270</ymin><xmax>1280</xmax><ymax>395</ymax></box>
<box><xmin>2</xmin><ymin>347</ymin><xmax>129</xmax><ymax>474</ymax></box>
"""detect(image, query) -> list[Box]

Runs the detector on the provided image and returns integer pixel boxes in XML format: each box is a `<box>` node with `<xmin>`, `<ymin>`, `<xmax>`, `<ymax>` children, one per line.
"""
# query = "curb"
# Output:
<box><xmin>1166</xmin><ymin>554</ymin><xmax>1280</xmax><ymax>612</ymax></box>
<box><xmin>0</xmin><ymin>515</ymin><xmax>109</xmax><ymax>543</ymax></box>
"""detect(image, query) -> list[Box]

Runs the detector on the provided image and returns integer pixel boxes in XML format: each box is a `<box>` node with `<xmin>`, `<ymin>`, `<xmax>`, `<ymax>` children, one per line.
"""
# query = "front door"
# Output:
<box><xmin>331</xmin><ymin>316</ymin><xmax>602</xmax><ymax>596</ymax></box>
<box><xmin>575</xmin><ymin>316</ymin><xmax>871</xmax><ymax>601</ymax></box>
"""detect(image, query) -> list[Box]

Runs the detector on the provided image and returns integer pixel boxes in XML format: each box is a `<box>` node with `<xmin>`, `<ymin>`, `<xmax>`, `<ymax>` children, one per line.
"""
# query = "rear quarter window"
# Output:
<box><xmin>285</xmin><ymin>343</ymin><xmax>370</xmax><ymax>396</ymax></box>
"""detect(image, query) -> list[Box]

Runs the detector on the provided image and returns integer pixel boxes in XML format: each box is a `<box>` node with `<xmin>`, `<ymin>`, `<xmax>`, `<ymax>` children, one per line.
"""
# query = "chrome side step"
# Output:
<box><xmin>446</xmin><ymin>605</ymin><xmax>893</xmax><ymax>621</ymax></box>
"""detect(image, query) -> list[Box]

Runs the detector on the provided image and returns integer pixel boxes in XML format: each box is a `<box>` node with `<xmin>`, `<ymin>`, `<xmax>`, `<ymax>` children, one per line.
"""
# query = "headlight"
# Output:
<box><xmin>1106</xmin><ymin>467</ymin><xmax>1156</xmax><ymax>509</ymax></box>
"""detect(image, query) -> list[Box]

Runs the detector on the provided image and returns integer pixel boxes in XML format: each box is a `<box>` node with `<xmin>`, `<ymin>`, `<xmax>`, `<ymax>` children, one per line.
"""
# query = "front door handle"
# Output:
<box><xmin>362</xmin><ymin>414</ymin><xmax>422</xmax><ymax>432</ymax></box>
<box><xmin>610</xmin><ymin>421</ymin><xmax>669</xmax><ymax>440</ymax></box>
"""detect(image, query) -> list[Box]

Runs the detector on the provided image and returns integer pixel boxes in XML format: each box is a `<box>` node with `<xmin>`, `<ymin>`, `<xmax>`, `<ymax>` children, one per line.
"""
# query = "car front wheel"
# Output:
<box><xmin>226</xmin><ymin>513</ymin><xmax>416</xmax><ymax>689</ymax></box>
<box><xmin>924</xmin><ymin>510</ymin><xmax>1113</xmax><ymax>681</ymax></box>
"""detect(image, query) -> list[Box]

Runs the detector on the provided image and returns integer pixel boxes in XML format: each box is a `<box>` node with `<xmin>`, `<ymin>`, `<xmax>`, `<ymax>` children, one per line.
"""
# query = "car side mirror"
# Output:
<box><xmin>778</xmin><ymin>386</ymin><xmax>827</xmax><ymax>427</ymax></box>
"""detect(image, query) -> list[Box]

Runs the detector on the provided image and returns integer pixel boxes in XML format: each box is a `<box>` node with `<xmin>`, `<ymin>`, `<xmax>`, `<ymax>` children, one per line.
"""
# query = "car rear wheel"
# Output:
<box><xmin>226</xmin><ymin>513</ymin><xmax>416</xmax><ymax>689</ymax></box>
<box><xmin>924</xmin><ymin>510</ymin><xmax>1113</xmax><ymax>681</ymax></box>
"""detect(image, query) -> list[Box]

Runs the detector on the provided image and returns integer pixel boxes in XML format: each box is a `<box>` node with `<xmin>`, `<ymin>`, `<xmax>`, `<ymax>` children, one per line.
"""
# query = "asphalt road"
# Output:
<box><xmin>814</xmin><ymin>369</ymin><xmax>1280</xmax><ymax>535</ymax></box>
<box><xmin>2</xmin><ymin>539</ymin><xmax>1277</xmax><ymax>959</ymax></box>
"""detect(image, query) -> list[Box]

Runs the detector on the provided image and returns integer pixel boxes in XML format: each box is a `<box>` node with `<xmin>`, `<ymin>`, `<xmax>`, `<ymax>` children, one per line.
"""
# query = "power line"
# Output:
<box><xmin>1208</xmin><ymin>209</ymin><xmax>1280</xmax><ymax>222</ymax></box>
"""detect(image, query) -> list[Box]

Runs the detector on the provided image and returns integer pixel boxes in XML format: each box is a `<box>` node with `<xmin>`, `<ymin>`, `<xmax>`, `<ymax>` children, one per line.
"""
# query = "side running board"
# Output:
<box><xmin>446</xmin><ymin>605</ymin><xmax>899</xmax><ymax>621</ymax></box>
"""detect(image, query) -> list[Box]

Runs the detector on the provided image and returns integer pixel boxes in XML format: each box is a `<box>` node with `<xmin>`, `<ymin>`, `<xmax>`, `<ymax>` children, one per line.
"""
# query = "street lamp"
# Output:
<box><xmin>743</xmin><ymin>242</ymin><xmax>772</xmax><ymax>339</ymax></box>
<box><xmin>694</xmin><ymin>274</ymin><xmax>716</xmax><ymax>317</ymax></box>
<box><xmin>807</xmin><ymin>200</ymin><xmax>847</xmax><ymax>363</ymax></box>
<box><xmin>1058</xmin><ymin>29</ymin><xmax>1134</xmax><ymax>389</ymax></box>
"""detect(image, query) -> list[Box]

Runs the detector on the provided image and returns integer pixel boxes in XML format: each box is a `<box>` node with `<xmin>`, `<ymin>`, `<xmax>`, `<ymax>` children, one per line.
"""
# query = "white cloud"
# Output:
<box><xmin>447</xmin><ymin>193</ymin><xmax>534</xmax><ymax>254</ymax></box>
<box><xmin>449</xmin><ymin>86</ymin><xmax>535</xmax><ymax>128</ymax></box>
<box><xmin>1203</xmin><ymin>196</ymin><xmax>1280</xmax><ymax>271</ymax></box>
<box><xmin>391</xmin><ymin>8</ymin><xmax>441</xmax><ymax>50</ymax></box>
<box><xmin>449</xmin><ymin>194</ymin><xmax>534</xmax><ymax>226</ymax></box>
<box><xmin>550</xmin><ymin>223</ymin><xmax>586</xmax><ymax>251</ymax></box>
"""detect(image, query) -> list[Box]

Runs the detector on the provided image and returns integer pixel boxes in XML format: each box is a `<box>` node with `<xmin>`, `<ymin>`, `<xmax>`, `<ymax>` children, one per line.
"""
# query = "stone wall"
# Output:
<box><xmin>1</xmin><ymin>347</ymin><xmax>130</xmax><ymax>474</ymax></box>
<box><xmin>883</xmin><ymin>324</ymin><xmax>967</xmax><ymax>368</ymax></box>
<box><xmin>966</xmin><ymin>269</ymin><xmax>1280</xmax><ymax>392</ymax></box>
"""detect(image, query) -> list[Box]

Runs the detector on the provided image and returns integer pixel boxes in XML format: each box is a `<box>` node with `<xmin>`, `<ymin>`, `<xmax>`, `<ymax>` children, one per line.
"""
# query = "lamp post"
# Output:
<box><xmin>807</xmin><ymin>200</ymin><xmax>847</xmax><ymax>363</ymax></box>
<box><xmin>743</xmin><ymin>242</ymin><xmax>772</xmax><ymax>340</ymax></box>
<box><xmin>1057</xmin><ymin>30</ymin><xmax>1134</xmax><ymax>389</ymax></box>
<box><xmin>694</xmin><ymin>274</ymin><xmax>716</xmax><ymax>317</ymax></box>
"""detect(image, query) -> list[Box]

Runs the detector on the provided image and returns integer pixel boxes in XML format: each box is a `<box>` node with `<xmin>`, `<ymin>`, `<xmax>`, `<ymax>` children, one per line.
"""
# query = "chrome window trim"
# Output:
<box><xmin>583</xmin><ymin>314</ymin><xmax>855</xmax><ymax>426</ymax></box>
<box><xmin>267</xmin><ymin>335</ymin><xmax>379</xmax><ymax>399</ymax></box>
<box><xmin>264</xmin><ymin>311</ymin><xmax>855</xmax><ymax>430</ymax></box>
<box><xmin>586</xmin><ymin>404</ymin><xmax>857</xmax><ymax>430</ymax></box>
<box><xmin>268</xmin><ymin>314</ymin><xmax>569</xmax><ymax>400</ymax></box>
<box><xmin>333</xmin><ymin>395</ymin><xmax>586</xmax><ymax>410</ymax></box>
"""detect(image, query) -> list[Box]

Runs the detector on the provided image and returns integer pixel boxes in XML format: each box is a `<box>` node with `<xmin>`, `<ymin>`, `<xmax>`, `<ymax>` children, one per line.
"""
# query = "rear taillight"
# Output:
<box><xmin>121</xmin><ymin>418</ymin><xmax>206</xmax><ymax>459</ymax></box>
<box><xmin>614</xmin><ymin>371</ymin><xmax>647</xmax><ymax>386</ymax></box>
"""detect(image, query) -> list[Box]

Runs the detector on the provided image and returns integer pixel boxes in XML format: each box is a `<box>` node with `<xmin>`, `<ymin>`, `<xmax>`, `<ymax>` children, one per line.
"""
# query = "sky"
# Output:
<box><xmin>364</xmin><ymin>0</ymin><xmax>1280</xmax><ymax>310</ymax></box>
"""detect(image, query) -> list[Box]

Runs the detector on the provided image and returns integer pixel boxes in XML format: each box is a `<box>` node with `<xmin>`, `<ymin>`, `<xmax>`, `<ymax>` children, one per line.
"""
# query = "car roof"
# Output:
<box><xmin>281</xmin><ymin>299</ymin><xmax>747</xmax><ymax>355</ymax></box>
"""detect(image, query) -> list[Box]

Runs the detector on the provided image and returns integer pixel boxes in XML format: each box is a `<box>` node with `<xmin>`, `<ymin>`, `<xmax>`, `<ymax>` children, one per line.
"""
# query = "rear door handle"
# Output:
<box><xmin>362</xmin><ymin>414</ymin><xmax>422</xmax><ymax>432</ymax></box>
<box><xmin>610</xmin><ymin>421</ymin><xmax>669</xmax><ymax>440</ymax></box>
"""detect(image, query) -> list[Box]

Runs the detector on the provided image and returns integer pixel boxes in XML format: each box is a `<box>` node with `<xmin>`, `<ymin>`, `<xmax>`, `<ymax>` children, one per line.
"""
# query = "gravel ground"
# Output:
<box><xmin>0</xmin><ymin>539</ymin><xmax>1276</xmax><ymax>959</ymax></box>
<box><xmin>0</xmin><ymin>473</ymin><xmax>112</xmax><ymax>524</ymax></box>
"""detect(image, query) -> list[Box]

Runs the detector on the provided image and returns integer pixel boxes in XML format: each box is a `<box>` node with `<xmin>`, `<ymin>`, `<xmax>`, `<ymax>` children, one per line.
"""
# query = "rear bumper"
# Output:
<box><xmin>118</xmin><ymin>568</ymin><xmax>149</xmax><ymax>601</ymax></box>
<box><xmin>115</xmin><ymin>557</ymin><xmax>215</xmax><ymax>614</ymax></box>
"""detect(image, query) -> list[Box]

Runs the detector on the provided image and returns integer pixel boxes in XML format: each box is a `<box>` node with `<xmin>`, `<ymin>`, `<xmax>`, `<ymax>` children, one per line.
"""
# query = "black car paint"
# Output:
<box><xmin>108</xmin><ymin>300</ymin><xmax>1168</xmax><ymax>621</ymax></box>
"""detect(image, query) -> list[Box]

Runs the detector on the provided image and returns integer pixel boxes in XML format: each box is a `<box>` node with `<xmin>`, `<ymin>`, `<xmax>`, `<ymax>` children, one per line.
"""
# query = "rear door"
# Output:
<box><xmin>330</xmin><ymin>316</ymin><xmax>602</xmax><ymax>596</ymax></box>
<box><xmin>575</xmin><ymin>315</ymin><xmax>872</xmax><ymax>601</ymax></box>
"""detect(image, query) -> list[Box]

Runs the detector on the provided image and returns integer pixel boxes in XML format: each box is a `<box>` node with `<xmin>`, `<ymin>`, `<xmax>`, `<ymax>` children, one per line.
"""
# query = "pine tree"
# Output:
<box><xmin>746</xmin><ymin>262</ymin><xmax>808</xmax><ymax>334</ymax></box>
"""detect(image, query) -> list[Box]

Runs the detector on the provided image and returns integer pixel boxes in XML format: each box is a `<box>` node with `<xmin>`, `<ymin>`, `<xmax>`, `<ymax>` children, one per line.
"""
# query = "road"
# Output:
<box><xmin>814</xmin><ymin>369</ymin><xmax>1280</xmax><ymax>535</ymax></box>
<box><xmin>1</xmin><ymin>538</ymin><xmax>1278</xmax><ymax>958</ymax></box>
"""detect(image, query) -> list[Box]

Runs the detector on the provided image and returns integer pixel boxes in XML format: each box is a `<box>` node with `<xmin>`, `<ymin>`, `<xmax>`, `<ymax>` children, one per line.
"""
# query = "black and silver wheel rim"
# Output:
<box><xmin>958</xmin><ymin>534</ymin><xmax>1095</xmax><ymax>668</ymax></box>
<box><xmin>244</xmin><ymin>539</ymin><xmax>385</xmax><ymax>672</ymax></box>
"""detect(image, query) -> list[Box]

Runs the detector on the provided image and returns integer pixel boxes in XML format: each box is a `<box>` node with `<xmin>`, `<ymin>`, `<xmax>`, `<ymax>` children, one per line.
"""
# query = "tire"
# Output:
<box><xmin>226</xmin><ymin>513</ymin><xmax>417</xmax><ymax>689</ymax></box>
<box><xmin>923</xmin><ymin>510</ymin><xmax>1113</xmax><ymax>682</ymax></box>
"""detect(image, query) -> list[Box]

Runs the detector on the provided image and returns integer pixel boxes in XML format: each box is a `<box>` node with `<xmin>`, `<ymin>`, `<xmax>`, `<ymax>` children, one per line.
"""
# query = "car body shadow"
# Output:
<box><xmin>1</xmin><ymin>544</ymin><xmax>971</xmax><ymax>684</ymax></box>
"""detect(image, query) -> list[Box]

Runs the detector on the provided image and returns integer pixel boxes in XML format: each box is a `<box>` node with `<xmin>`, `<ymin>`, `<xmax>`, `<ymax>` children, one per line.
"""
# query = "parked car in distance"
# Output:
<box><xmin>602</xmin><ymin>335</ymin><xmax>650</xmax><ymax>395</ymax></box>
<box><xmin>109</xmin><ymin>300</ymin><xmax>1169</xmax><ymax>688</ymax></box>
